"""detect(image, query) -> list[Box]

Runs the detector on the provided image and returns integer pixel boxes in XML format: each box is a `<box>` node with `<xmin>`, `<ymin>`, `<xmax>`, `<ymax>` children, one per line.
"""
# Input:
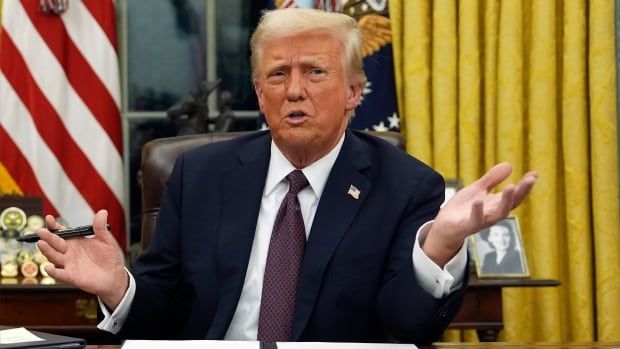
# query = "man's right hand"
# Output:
<box><xmin>36</xmin><ymin>209</ymin><xmax>129</xmax><ymax>311</ymax></box>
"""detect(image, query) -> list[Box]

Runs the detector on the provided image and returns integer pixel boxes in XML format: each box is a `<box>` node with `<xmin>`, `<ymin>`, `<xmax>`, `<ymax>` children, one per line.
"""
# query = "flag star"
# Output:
<box><xmin>372</xmin><ymin>121</ymin><xmax>389</xmax><ymax>131</ymax></box>
<box><xmin>387</xmin><ymin>113</ymin><xmax>400</xmax><ymax>130</ymax></box>
<box><xmin>361</xmin><ymin>81</ymin><xmax>372</xmax><ymax>101</ymax></box>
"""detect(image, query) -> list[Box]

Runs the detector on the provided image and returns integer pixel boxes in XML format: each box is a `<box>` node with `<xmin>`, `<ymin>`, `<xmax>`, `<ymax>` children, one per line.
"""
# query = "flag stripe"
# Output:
<box><xmin>0</xmin><ymin>32</ymin><xmax>125</xmax><ymax>230</ymax></box>
<box><xmin>2</xmin><ymin>1</ymin><xmax>124</xmax><ymax>204</ymax></box>
<box><xmin>61</xmin><ymin>0</ymin><xmax>121</xmax><ymax>108</ymax></box>
<box><xmin>1</xmin><ymin>0</ymin><xmax>126</xmax><ymax>249</ymax></box>
<box><xmin>21</xmin><ymin>2</ymin><xmax>122</xmax><ymax>152</ymax></box>
<box><xmin>0</xmin><ymin>72</ymin><xmax>93</xmax><ymax>224</ymax></box>
<box><xmin>81</xmin><ymin>0</ymin><xmax>118</xmax><ymax>51</ymax></box>
<box><xmin>0</xmin><ymin>126</ymin><xmax>58</xmax><ymax>216</ymax></box>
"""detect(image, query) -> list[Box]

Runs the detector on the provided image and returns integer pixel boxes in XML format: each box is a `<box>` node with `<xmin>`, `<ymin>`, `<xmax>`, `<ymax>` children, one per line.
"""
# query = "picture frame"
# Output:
<box><xmin>442</xmin><ymin>179</ymin><xmax>463</xmax><ymax>208</ymax></box>
<box><xmin>469</xmin><ymin>217</ymin><xmax>530</xmax><ymax>278</ymax></box>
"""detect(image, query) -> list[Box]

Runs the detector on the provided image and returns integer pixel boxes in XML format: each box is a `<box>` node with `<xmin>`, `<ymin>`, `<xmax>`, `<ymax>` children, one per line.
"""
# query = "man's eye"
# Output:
<box><xmin>270</xmin><ymin>71</ymin><xmax>285</xmax><ymax>77</ymax></box>
<box><xmin>310</xmin><ymin>68</ymin><xmax>325</xmax><ymax>75</ymax></box>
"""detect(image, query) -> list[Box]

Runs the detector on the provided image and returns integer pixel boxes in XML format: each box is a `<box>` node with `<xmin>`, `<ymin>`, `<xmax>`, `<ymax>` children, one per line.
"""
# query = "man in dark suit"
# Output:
<box><xmin>36</xmin><ymin>8</ymin><xmax>537</xmax><ymax>345</ymax></box>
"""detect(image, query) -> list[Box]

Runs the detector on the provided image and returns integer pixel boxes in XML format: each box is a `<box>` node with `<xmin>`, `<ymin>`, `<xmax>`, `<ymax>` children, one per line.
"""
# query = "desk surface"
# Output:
<box><xmin>435</xmin><ymin>344</ymin><xmax>620</xmax><ymax>348</ymax></box>
<box><xmin>2</xmin><ymin>276</ymin><xmax>561</xmax><ymax>344</ymax></box>
<box><xmin>86</xmin><ymin>343</ymin><xmax>620</xmax><ymax>349</ymax></box>
<box><xmin>468</xmin><ymin>278</ymin><xmax>560</xmax><ymax>288</ymax></box>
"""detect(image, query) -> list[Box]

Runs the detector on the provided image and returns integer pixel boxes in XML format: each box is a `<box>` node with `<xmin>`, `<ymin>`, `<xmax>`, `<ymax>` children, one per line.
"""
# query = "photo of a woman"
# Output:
<box><xmin>472</xmin><ymin>218</ymin><xmax>529</xmax><ymax>277</ymax></box>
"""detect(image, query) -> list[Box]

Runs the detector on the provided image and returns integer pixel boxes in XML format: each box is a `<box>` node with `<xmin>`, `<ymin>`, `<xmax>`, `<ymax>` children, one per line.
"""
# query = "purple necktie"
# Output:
<box><xmin>257</xmin><ymin>169</ymin><xmax>309</xmax><ymax>342</ymax></box>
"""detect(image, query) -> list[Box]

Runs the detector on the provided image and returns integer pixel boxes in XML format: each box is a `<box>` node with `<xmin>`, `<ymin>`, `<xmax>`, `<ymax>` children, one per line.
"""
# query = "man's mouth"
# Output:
<box><xmin>287</xmin><ymin>111</ymin><xmax>307</xmax><ymax>118</ymax></box>
<box><xmin>285</xmin><ymin>111</ymin><xmax>308</xmax><ymax>124</ymax></box>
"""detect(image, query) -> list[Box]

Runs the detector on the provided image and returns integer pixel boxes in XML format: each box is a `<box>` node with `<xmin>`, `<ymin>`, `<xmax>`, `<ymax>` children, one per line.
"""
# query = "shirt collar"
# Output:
<box><xmin>264</xmin><ymin>132</ymin><xmax>346</xmax><ymax>199</ymax></box>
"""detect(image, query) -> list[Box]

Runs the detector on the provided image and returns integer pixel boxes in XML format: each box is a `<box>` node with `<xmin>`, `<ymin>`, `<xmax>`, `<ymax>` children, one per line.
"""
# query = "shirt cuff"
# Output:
<box><xmin>412</xmin><ymin>220</ymin><xmax>468</xmax><ymax>298</ymax></box>
<box><xmin>97</xmin><ymin>268</ymin><xmax>136</xmax><ymax>334</ymax></box>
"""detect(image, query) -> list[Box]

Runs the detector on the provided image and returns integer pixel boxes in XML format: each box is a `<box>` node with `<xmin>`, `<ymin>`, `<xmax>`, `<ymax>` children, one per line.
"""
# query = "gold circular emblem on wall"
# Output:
<box><xmin>1</xmin><ymin>260</ymin><xmax>19</xmax><ymax>277</ymax></box>
<box><xmin>27</xmin><ymin>215</ymin><xmax>45</xmax><ymax>231</ymax></box>
<box><xmin>0</xmin><ymin>207</ymin><xmax>27</xmax><ymax>231</ymax></box>
<box><xmin>21</xmin><ymin>260</ymin><xmax>39</xmax><ymax>278</ymax></box>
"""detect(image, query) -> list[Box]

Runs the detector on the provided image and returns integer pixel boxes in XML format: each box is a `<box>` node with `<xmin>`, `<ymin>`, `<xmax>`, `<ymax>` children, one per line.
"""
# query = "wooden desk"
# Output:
<box><xmin>1</xmin><ymin>276</ymin><xmax>559</xmax><ymax>345</ymax></box>
<box><xmin>448</xmin><ymin>276</ymin><xmax>560</xmax><ymax>341</ymax></box>
<box><xmin>87</xmin><ymin>343</ymin><xmax>620</xmax><ymax>349</ymax></box>
<box><xmin>0</xmin><ymin>277</ymin><xmax>115</xmax><ymax>344</ymax></box>
<box><xmin>434</xmin><ymin>344</ymin><xmax>620</xmax><ymax>349</ymax></box>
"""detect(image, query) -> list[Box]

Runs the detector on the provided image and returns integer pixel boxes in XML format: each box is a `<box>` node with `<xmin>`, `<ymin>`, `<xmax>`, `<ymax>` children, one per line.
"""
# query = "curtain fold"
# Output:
<box><xmin>458</xmin><ymin>0</ymin><xmax>481</xmax><ymax>183</ymax></box>
<box><xmin>392</xmin><ymin>0</ymin><xmax>432</xmax><ymax>163</ymax></box>
<box><xmin>390</xmin><ymin>0</ymin><xmax>620</xmax><ymax>342</ymax></box>
<box><xmin>432</xmin><ymin>0</ymin><xmax>458</xmax><ymax>177</ymax></box>
<box><xmin>589</xmin><ymin>0</ymin><xmax>620</xmax><ymax>341</ymax></box>
<box><xmin>562</xmin><ymin>0</ymin><xmax>595</xmax><ymax>341</ymax></box>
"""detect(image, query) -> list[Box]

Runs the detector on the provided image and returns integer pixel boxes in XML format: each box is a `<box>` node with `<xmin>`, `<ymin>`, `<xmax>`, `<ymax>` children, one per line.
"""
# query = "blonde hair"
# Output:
<box><xmin>250</xmin><ymin>8</ymin><xmax>367</xmax><ymax>86</ymax></box>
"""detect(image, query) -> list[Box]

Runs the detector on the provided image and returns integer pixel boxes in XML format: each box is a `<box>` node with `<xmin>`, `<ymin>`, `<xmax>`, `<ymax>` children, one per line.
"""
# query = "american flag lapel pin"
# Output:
<box><xmin>347</xmin><ymin>185</ymin><xmax>361</xmax><ymax>200</ymax></box>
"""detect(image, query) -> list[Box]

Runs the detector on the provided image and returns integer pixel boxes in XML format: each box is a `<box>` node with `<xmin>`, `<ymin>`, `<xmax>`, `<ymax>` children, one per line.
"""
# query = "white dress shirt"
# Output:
<box><xmin>98</xmin><ymin>133</ymin><xmax>468</xmax><ymax>337</ymax></box>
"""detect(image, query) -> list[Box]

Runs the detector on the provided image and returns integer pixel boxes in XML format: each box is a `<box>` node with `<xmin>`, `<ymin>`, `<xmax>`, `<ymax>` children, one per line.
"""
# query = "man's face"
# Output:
<box><xmin>488</xmin><ymin>225</ymin><xmax>511</xmax><ymax>252</ymax></box>
<box><xmin>253</xmin><ymin>29</ymin><xmax>362</xmax><ymax>165</ymax></box>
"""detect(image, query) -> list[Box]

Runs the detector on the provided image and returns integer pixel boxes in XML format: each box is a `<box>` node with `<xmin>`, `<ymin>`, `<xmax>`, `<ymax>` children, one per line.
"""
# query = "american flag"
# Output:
<box><xmin>0</xmin><ymin>0</ymin><xmax>126</xmax><ymax>249</ymax></box>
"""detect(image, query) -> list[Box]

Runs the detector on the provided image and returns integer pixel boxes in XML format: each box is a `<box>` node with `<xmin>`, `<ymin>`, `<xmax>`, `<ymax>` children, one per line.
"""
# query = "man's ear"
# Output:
<box><xmin>253</xmin><ymin>79</ymin><xmax>264</xmax><ymax>112</ymax></box>
<box><xmin>345</xmin><ymin>82</ymin><xmax>363</xmax><ymax>112</ymax></box>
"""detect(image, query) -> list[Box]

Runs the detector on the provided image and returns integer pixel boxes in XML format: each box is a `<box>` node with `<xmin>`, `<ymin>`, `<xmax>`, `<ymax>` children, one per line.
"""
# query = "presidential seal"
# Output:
<box><xmin>27</xmin><ymin>215</ymin><xmax>45</xmax><ymax>231</ymax></box>
<box><xmin>1</xmin><ymin>259</ymin><xmax>18</xmax><ymax>278</ymax></box>
<box><xmin>21</xmin><ymin>260</ymin><xmax>39</xmax><ymax>278</ymax></box>
<box><xmin>0</xmin><ymin>207</ymin><xmax>27</xmax><ymax>231</ymax></box>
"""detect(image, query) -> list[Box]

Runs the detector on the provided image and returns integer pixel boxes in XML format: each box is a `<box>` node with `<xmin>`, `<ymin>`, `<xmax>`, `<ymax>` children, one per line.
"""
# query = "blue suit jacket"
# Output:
<box><xmin>122</xmin><ymin>130</ymin><xmax>467</xmax><ymax>344</ymax></box>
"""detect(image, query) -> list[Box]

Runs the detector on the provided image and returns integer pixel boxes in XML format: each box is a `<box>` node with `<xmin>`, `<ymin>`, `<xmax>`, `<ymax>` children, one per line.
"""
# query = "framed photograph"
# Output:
<box><xmin>442</xmin><ymin>179</ymin><xmax>463</xmax><ymax>208</ymax></box>
<box><xmin>469</xmin><ymin>217</ymin><xmax>530</xmax><ymax>278</ymax></box>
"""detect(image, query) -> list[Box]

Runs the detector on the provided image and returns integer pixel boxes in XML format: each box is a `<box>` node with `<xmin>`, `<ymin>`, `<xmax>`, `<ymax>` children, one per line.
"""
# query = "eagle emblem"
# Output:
<box><xmin>358</xmin><ymin>13</ymin><xmax>392</xmax><ymax>58</ymax></box>
<box><xmin>273</xmin><ymin>1</ymin><xmax>392</xmax><ymax>58</ymax></box>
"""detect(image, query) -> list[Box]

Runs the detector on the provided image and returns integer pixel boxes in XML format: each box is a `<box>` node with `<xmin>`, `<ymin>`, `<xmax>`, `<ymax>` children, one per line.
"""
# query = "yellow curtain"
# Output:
<box><xmin>390</xmin><ymin>0</ymin><xmax>620</xmax><ymax>342</ymax></box>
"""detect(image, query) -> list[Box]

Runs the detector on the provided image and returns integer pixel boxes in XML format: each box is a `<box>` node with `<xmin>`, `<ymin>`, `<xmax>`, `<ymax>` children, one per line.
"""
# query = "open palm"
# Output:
<box><xmin>36</xmin><ymin>210</ymin><xmax>128</xmax><ymax>309</ymax></box>
<box><xmin>424</xmin><ymin>163</ymin><xmax>537</xmax><ymax>265</ymax></box>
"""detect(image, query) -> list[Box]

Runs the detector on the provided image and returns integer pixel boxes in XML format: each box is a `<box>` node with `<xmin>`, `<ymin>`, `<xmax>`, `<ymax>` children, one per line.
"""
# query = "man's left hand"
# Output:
<box><xmin>422</xmin><ymin>162</ymin><xmax>538</xmax><ymax>267</ymax></box>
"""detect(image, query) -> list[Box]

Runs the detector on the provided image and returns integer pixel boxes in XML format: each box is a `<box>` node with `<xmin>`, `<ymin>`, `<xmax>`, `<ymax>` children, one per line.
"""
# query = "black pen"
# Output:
<box><xmin>16</xmin><ymin>224</ymin><xmax>111</xmax><ymax>243</ymax></box>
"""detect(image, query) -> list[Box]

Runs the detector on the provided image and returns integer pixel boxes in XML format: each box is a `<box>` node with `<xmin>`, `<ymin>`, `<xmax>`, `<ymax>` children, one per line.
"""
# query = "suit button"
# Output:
<box><xmin>438</xmin><ymin>311</ymin><xmax>448</xmax><ymax>318</ymax></box>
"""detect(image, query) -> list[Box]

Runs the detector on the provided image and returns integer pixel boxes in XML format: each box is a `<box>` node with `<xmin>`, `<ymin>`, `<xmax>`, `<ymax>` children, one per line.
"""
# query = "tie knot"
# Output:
<box><xmin>286</xmin><ymin>170</ymin><xmax>309</xmax><ymax>195</ymax></box>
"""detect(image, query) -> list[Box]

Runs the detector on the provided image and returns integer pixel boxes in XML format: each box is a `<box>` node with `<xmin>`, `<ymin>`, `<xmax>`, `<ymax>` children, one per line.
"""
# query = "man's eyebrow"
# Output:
<box><xmin>298</xmin><ymin>55</ymin><xmax>330</xmax><ymax>66</ymax></box>
<box><xmin>262</xmin><ymin>55</ymin><xmax>331</xmax><ymax>74</ymax></box>
<box><xmin>264</xmin><ymin>60</ymin><xmax>288</xmax><ymax>72</ymax></box>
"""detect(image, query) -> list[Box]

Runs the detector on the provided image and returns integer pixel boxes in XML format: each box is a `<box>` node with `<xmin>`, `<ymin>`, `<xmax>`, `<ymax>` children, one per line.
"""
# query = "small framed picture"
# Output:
<box><xmin>469</xmin><ymin>217</ymin><xmax>530</xmax><ymax>278</ymax></box>
<box><xmin>442</xmin><ymin>179</ymin><xmax>463</xmax><ymax>208</ymax></box>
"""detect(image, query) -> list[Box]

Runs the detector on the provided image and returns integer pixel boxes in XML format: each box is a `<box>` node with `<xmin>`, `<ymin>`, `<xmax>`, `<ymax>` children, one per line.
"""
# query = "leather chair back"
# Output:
<box><xmin>140</xmin><ymin>131</ymin><xmax>405</xmax><ymax>249</ymax></box>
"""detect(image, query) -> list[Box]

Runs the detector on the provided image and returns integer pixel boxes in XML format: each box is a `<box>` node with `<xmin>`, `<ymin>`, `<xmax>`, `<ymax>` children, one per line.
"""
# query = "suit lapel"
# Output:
<box><xmin>206</xmin><ymin>133</ymin><xmax>271</xmax><ymax>339</ymax></box>
<box><xmin>292</xmin><ymin>130</ymin><xmax>372</xmax><ymax>340</ymax></box>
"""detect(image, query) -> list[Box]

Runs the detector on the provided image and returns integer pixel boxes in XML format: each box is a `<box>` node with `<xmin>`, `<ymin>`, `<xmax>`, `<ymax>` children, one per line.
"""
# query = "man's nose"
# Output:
<box><xmin>285</xmin><ymin>70</ymin><xmax>306</xmax><ymax>101</ymax></box>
